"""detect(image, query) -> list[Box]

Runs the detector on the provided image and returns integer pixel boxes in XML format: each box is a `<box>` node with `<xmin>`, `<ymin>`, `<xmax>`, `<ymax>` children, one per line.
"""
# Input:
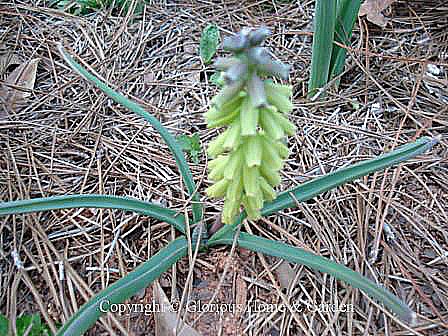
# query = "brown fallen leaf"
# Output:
<box><xmin>153</xmin><ymin>281</ymin><xmax>202</xmax><ymax>336</ymax></box>
<box><xmin>0</xmin><ymin>57</ymin><xmax>40</xmax><ymax>118</ymax></box>
<box><xmin>359</xmin><ymin>0</ymin><xmax>396</xmax><ymax>28</ymax></box>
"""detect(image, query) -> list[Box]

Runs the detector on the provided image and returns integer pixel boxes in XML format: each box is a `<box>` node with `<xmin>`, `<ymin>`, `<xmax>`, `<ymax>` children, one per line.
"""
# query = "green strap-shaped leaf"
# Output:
<box><xmin>329</xmin><ymin>0</ymin><xmax>362</xmax><ymax>81</ymax></box>
<box><xmin>208</xmin><ymin>232</ymin><xmax>415</xmax><ymax>323</ymax></box>
<box><xmin>308</xmin><ymin>0</ymin><xmax>337</xmax><ymax>97</ymax></box>
<box><xmin>262</xmin><ymin>136</ymin><xmax>435</xmax><ymax>216</ymax></box>
<box><xmin>0</xmin><ymin>194</ymin><xmax>186</xmax><ymax>233</ymax></box>
<box><xmin>58</xmin><ymin>45</ymin><xmax>202</xmax><ymax>224</ymax></box>
<box><xmin>57</xmin><ymin>237</ymin><xmax>188</xmax><ymax>336</ymax></box>
<box><xmin>210</xmin><ymin>137</ymin><xmax>436</xmax><ymax>242</ymax></box>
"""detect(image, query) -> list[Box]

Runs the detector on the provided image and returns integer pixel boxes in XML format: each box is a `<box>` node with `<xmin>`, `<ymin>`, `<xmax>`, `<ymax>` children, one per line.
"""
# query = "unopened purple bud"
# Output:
<box><xmin>214</xmin><ymin>57</ymin><xmax>240</xmax><ymax>71</ymax></box>
<box><xmin>223</xmin><ymin>37</ymin><xmax>244</xmax><ymax>52</ymax></box>
<box><xmin>222</xmin><ymin>28</ymin><xmax>252</xmax><ymax>52</ymax></box>
<box><xmin>223</xmin><ymin>36</ymin><xmax>245</xmax><ymax>52</ymax></box>
<box><xmin>224</xmin><ymin>62</ymin><xmax>248</xmax><ymax>83</ymax></box>
<box><xmin>248</xmin><ymin>73</ymin><xmax>267</xmax><ymax>108</ymax></box>
<box><xmin>248</xmin><ymin>47</ymin><xmax>271</xmax><ymax>65</ymax></box>
<box><xmin>248</xmin><ymin>27</ymin><xmax>271</xmax><ymax>46</ymax></box>
<box><xmin>257</xmin><ymin>61</ymin><xmax>291</xmax><ymax>80</ymax></box>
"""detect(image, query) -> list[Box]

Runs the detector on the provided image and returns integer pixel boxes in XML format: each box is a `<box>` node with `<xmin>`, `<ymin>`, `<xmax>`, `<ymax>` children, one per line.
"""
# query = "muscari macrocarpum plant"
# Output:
<box><xmin>205</xmin><ymin>27</ymin><xmax>295</xmax><ymax>224</ymax></box>
<box><xmin>0</xmin><ymin>28</ymin><xmax>437</xmax><ymax>335</ymax></box>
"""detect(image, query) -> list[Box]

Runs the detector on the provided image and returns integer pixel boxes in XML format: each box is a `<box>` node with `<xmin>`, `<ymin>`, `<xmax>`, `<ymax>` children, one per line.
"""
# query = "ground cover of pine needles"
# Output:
<box><xmin>0</xmin><ymin>1</ymin><xmax>447</xmax><ymax>334</ymax></box>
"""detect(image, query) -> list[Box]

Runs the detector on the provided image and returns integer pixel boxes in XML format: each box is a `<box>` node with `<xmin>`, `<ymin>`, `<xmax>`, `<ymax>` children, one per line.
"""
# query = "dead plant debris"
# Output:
<box><xmin>359</xmin><ymin>0</ymin><xmax>397</xmax><ymax>27</ymax></box>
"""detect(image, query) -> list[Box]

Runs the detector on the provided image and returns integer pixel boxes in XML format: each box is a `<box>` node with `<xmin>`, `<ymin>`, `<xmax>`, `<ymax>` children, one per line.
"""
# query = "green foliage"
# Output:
<box><xmin>308</xmin><ymin>0</ymin><xmax>362</xmax><ymax>96</ymax></box>
<box><xmin>58</xmin><ymin>44</ymin><xmax>202</xmax><ymax>224</ymax></box>
<box><xmin>51</xmin><ymin>0</ymin><xmax>145</xmax><ymax>16</ymax></box>
<box><xmin>199</xmin><ymin>24</ymin><xmax>220</xmax><ymax>64</ymax></box>
<box><xmin>330</xmin><ymin>0</ymin><xmax>362</xmax><ymax>81</ymax></box>
<box><xmin>0</xmin><ymin>194</ymin><xmax>186</xmax><ymax>233</ymax></box>
<box><xmin>17</xmin><ymin>314</ymin><xmax>52</xmax><ymax>336</ymax></box>
<box><xmin>51</xmin><ymin>0</ymin><xmax>98</xmax><ymax>15</ymax></box>
<box><xmin>261</xmin><ymin>136</ymin><xmax>435</xmax><ymax>216</ymax></box>
<box><xmin>210</xmin><ymin>72</ymin><xmax>225</xmax><ymax>87</ymax></box>
<box><xmin>0</xmin><ymin>314</ymin><xmax>8</xmax><ymax>336</ymax></box>
<box><xmin>0</xmin><ymin>313</ymin><xmax>53</xmax><ymax>336</ymax></box>
<box><xmin>209</xmin><ymin>232</ymin><xmax>415</xmax><ymax>323</ymax></box>
<box><xmin>209</xmin><ymin>136</ymin><xmax>434</xmax><ymax>325</ymax></box>
<box><xmin>308</xmin><ymin>0</ymin><xmax>337</xmax><ymax>96</ymax></box>
<box><xmin>56</xmin><ymin>238</ymin><xmax>188</xmax><ymax>336</ymax></box>
<box><xmin>209</xmin><ymin>136</ymin><xmax>436</xmax><ymax>243</ymax></box>
<box><xmin>177</xmin><ymin>133</ymin><xmax>202</xmax><ymax>164</ymax></box>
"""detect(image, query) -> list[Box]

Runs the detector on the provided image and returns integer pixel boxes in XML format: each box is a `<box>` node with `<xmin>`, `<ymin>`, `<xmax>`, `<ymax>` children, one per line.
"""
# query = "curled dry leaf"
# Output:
<box><xmin>153</xmin><ymin>281</ymin><xmax>202</xmax><ymax>336</ymax></box>
<box><xmin>359</xmin><ymin>0</ymin><xmax>397</xmax><ymax>28</ymax></box>
<box><xmin>0</xmin><ymin>57</ymin><xmax>40</xmax><ymax>118</ymax></box>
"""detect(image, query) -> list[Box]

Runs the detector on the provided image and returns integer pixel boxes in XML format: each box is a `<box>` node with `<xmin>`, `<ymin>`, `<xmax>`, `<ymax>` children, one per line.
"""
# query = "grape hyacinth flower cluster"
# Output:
<box><xmin>205</xmin><ymin>27</ymin><xmax>296</xmax><ymax>224</ymax></box>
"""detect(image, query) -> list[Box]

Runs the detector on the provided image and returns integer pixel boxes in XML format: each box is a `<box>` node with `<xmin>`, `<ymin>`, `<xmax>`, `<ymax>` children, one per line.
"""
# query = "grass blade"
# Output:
<box><xmin>329</xmin><ymin>0</ymin><xmax>362</xmax><ymax>80</ymax></box>
<box><xmin>307</xmin><ymin>0</ymin><xmax>337</xmax><ymax>97</ymax></box>
<box><xmin>0</xmin><ymin>194</ymin><xmax>186</xmax><ymax>233</ymax></box>
<box><xmin>209</xmin><ymin>232</ymin><xmax>415</xmax><ymax>323</ymax></box>
<box><xmin>209</xmin><ymin>137</ymin><xmax>436</xmax><ymax>242</ymax></box>
<box><xmin>57</xmin><ymin>44</ymin><xmax>202</xmax><ymax>224</ymax></box>
<box><xmin>56</xmin><ymin>237</ymin><xmax>188</xmax><ymax>336</ymax></box>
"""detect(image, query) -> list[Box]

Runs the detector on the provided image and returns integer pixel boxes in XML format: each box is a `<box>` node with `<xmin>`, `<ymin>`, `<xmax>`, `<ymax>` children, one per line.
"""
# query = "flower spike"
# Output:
<box><xmin>206</xmin><ymin>27</ymin><xmax>295</xmax><ymax>224</ymax></box>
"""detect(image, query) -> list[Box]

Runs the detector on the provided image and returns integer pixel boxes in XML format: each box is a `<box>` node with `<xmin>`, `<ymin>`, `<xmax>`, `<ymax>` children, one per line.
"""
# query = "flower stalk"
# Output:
<box><xmin>205</xmin><ymin>28</ymin><xmax>296</xmax><ymax>224</ymax></box>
